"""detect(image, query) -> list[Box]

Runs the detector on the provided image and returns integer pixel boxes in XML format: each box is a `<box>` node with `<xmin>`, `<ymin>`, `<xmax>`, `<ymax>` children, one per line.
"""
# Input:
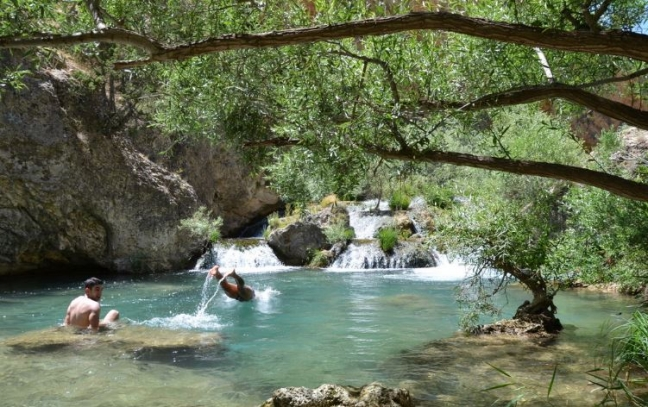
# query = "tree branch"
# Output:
<box><xmin>593</xmin><ymin>0</ymin><xmax>613</xmax><ymax>22</ymax></box>
<box><xmin>331</xmin><ymin>46</ymin><xmax>400</xmax><ymax>104</ymax></box>
<box><xmin>246</xmin><ymin>137</ymin><xmax>648</xmax><ymax>201</ymax></box>
<box><xmin>417</xmin><ymin>83</ymin><xmax>648</xmax><ymax>130</ymax></box>
<box><xmin>3</xmin><ymin>12</ymin><xmax>648</xmax><ymax>69</ymax></box>
<box><xmin>0</xmin><ymin>28</ymin><xmax>163</xmax><ymax>55</ymax></box>
<box><xmin>365</xmin><ymin>146</ymin><xmax>648</xmax><ymax>201</ymax></box>
<box><xmin>579</xmin><ymin>66</ymin><xmax>648</xmax><ymax>89</ymax></box>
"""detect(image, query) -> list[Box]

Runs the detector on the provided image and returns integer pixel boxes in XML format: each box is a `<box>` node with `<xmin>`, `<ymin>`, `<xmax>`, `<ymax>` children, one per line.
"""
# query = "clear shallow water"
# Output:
<box><xmin>0</xmin><ymin>267</ymin><xmax>642</xmax><ymax>406</ymax></box>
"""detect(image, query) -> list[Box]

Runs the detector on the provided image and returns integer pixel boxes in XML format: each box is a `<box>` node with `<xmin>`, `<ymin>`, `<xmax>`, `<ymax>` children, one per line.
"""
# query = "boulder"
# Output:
<box><xmin>267</xmin><ymin>222</ymin><xmax>330</xmax><ymax>266</ymax></box>
<box><xmin>393</xmin><ymin>212</ymin><xmax>416</xmax><ymax>238</ymax></box>
<box><xmin>260</xmin><ymin>382</ymin><xmax>413</xmax><ymax>407</ymax></box>
<box><xmin>304</xmin><ymin>205</ymin><xmax>350</xmax><ymax>229</ymax></box>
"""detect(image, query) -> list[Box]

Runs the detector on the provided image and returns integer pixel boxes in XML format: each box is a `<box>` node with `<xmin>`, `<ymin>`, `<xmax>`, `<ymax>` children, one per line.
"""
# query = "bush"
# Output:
<box><xmin>308</xmin><ymin>250</ymin><xmax>330</xmax><ymax>268</ymax></box>
<box><xmin>544</xmin><ymin>187</ymin><xmax>648</xmax><ymax>287</ymax></box>
<box><xmin>424</xmin><ymin>186</ymin><xmax>455</xmax><ymax>209</ymax></box>
<box><xmin>179</xmin><ymin>207</ymin><xmax>223</xmax><ymax>243</ymax></box>
<box><xmin>324</xmin><ymin>222</ymin><xmax>355</xmax><ymax>244</ymax></box>
<box><xmin>389</xmin><ymin>190</ymin><xmax>411</xmax><ymax>210</ymax></box>
<box><xmin>377</xmin><ymin>227</ymin><xmax>398</xmax><ymax>253</ymax></box>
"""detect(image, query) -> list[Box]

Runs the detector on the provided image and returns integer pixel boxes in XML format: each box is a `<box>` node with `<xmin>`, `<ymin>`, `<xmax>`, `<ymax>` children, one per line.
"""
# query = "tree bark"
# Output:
<box><xmin>365</xmin><ymin>146</ymin><xmax>648</xmax><ymax>202</ymax></box>
<box><xmin>2</xmin><ymin>12</ymin><xmax>648</xmax><ymax>69</ymax></box>
<box><xmin>417</xmin><ymin>84</ymin><xmax>648</xmax><ymax>131</ymax></box>
<box><xmin>495</xmin><ymin>261</ymin><xmax>563</xmax><ymax>333</ymax></box>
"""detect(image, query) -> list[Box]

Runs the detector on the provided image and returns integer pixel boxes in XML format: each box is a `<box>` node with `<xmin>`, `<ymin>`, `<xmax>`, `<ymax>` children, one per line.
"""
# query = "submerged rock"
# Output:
<box><xmin>260</xmin><ymin>382</ymin><xmax>413</xmax><ymax>407</ymax></box>
<box><xmin>3</xmin><ymin>325</ymin><xmax>223</xmax><ymax>358</ymax></box>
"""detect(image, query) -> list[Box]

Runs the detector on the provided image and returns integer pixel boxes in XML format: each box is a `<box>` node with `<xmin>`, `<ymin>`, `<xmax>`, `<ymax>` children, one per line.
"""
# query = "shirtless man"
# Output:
<box><xmin>209</xmin><ymin>265</ymin><xmax>255</xmax><ymax>302</ymax></box>
<box><xmin>64</xmin><ymin>277</ymin><xmax>120</xmax><ymax>331</ymax></box>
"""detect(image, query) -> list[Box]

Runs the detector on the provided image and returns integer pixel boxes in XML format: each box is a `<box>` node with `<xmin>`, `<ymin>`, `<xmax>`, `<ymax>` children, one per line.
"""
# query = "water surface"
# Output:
<box><xmin>0</xmin><ymin>267</ymin><xmax>641</xmax><ymax>406</ymax></box>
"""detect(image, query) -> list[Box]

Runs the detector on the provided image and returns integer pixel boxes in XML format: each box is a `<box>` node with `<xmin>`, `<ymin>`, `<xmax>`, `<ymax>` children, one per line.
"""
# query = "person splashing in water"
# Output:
<box><xmin>209</xmin><ymin>265</ymin><xmax>255</xmax><ymax>302</ymax></box>
<box><xmin>64</xmin><ymin>277</ymin><xmax>120</xmax><ymax>331</ymax></box>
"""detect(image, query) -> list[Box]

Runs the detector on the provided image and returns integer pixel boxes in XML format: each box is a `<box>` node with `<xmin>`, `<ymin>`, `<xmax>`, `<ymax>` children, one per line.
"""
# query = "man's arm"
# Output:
<box><xmin>88</xmin><ymin>307</ymin><xmax>101</xmax><ymax>331</ymax></box>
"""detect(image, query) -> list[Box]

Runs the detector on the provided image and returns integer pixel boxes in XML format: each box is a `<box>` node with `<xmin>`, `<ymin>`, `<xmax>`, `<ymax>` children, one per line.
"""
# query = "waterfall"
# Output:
<box><xmin>194</xmin><ymin>199</ymin><xmax>440</xmax><ymax>270</ymax></box>
<box><xmin>198</xmin><ymin>238</ymin><xmax>284</xmax><ymax>269</ymax></box>
<box><xmin>330</xmin><ymin>240</ymin><xmax>438</xmax><ymax>270</ymax></box>
<box><xmin>347</xmin><ymin>200</ymin><xmax>393</xmax><ymax>239</ymax></box>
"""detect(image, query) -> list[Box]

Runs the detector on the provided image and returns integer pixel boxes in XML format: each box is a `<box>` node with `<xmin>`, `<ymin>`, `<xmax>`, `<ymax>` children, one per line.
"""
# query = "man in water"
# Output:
<box><xmin>64</xmin><ymin>277</ymin><xmax>120</xmax><ymax>331</ymax></box>
<box><xmin>209</xmin><ymin>265</ymin><xmax>255</xmax><ymax>302</ymax></box>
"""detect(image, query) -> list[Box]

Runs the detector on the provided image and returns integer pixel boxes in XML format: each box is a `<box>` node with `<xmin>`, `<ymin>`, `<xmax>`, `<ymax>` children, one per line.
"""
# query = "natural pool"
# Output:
<box><xmin>0</xmin><ymin>265</ymin><xmax>642</xmax><ymax>406</ymax></box>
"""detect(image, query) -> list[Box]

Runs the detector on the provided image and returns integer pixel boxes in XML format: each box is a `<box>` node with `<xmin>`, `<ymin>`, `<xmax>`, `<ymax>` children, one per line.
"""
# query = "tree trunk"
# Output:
<box><xmin>496</xmin><ymin>262</ymin><xmax>563</xmax><ymax>334</ymax></box>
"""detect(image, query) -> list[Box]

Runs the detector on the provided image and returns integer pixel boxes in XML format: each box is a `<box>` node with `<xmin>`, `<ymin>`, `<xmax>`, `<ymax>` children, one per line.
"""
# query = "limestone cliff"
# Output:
<box><xmin>0</xmin><ymin>63</ymin><xmax>280</xmax><ymax>275</ymax></box>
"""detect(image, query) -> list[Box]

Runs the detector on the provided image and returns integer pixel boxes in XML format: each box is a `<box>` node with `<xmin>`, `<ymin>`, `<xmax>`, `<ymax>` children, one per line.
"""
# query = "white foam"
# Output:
<box><xmin>139</xmin><ymin>313</ymin><xmax>224</xmax><ymax>330</ymax></box>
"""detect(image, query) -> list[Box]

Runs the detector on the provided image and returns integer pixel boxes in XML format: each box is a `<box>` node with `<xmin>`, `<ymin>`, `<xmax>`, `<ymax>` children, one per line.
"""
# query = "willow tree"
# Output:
<box><xmin>2</xmin><ymin>0</ymin><xmax>648</xmax><ymax>328</ymax></box>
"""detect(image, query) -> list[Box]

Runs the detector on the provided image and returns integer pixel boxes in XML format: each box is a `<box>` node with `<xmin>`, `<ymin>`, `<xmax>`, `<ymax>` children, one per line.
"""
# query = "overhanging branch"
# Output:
<box><xmin>418</xmin><ymin>83</ymin><xmax>648</xmax><ymax>130</ymax></box>
<box><xmin>2</xmin><ymin>12</ymin><xmax>648</xmax><ymax>69</ymax></box>
<box><xmin>367</xmin><ymin>146</ymin><xmax>648</xmax><ymax>201</ymax></box>
<box><xmin>245</xmin><ymin>137</ymin><xmax>648</xmax><ymax>201</ymax></box>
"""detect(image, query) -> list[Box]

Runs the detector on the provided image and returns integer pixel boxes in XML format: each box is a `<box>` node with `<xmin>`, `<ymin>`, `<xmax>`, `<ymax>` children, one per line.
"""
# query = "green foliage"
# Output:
<box><xmin>377</xmin><ymin>226</ymin><xmax>398</xmax><ymax>253</ymax></box>
<box><xmin>0</xmin><ymin>64</ymin><xmax>30</xmax><ymax>93</ymax></box>
<box><xmin>424</xmin><ymin>185</ymin><xmax>455</xmax><ymax>210</ymax></box>
<box><xmin>615</xmin><ymin>311</ymin><xmax>648</xmax><ymax>371</ymax></box>
<box><xmin>544</xmin><ymin>186</ymin><xmax>648</xmax><ymax>287</ymax></box>
<box><xmin>388</xmin><ymin>190</ymin><xmax>411</xmax><ymax>211</ymax></box>
<box><xmin>324</xmin><ymin>222</ymin><xmax>355</xmax><ymax>245</ymax></box>
<box><xmin>585</xmin><ymin>314</ymin><xmax>648</xmax><ymax>406</ymax></box>
<box><xmin>178</xmin><ymin>207</ymin><xmax>222</xmax><ymax>243</ymax></box>
<box><xmin>308</xmin><ymin>250</ymin><xmax>330</xmax><ymax>268</ymax></box>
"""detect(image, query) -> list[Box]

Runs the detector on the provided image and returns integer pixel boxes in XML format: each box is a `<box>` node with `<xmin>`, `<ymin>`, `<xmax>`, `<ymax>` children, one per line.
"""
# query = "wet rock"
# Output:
<box><xmin>3</xmin><ymin>325</ymin><xmax>223</xmax><ymax>357</ymax></box>
<box><xmin>267</xmin><ymin>222</ymin><xmax>330</xmax><ymax>266</ymax></box>
<box><xmin>304</xmin><ymin>205</ymin><xmax>350</xmax><ymax>230</ymax></box>
<box><xmin>469</xmin><ymin>318</ymin><xmax>559</xmax><ymax>342</ymax></box>
<box><xmin>260</xmin><ymin>382</ymin><xmax>413</xmax><ymax>407</ymax></box>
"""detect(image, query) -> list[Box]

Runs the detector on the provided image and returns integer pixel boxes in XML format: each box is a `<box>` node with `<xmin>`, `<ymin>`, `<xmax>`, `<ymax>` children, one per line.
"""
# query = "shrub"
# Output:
<box><xmin>179</xmin><ymin>207</ymin><xmax>223</xmax><ymax>243</ymax></box>
<box><xmin>424</xmin><ymin>186</ymin><xmax>455</xmax><ymax>209</ymax></box>
<box><xmin>389</xmin><ymin>190</ymin><xmax>411</xmax><ymax>211</ymax></box>
<box><xmin>324</xmin><ymin>222</ymin><xmax>355</xmax><ymax>244</ymax></box>
<box><xmin>377</xmin><ymin>227</ymin><xmax>398</xmax><ymax>253</ymax></box>
<box><xmin>308</xmin><ymin>250</ymin><xmax>330</xmax><ymax>268</ymax></box>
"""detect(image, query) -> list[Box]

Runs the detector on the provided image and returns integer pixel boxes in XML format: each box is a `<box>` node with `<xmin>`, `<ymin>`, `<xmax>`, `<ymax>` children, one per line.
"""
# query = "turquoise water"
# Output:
<box><xmin>0</xmin><ymin>267</ymin><xmax>642</xmax><ymax>406</ymax></box>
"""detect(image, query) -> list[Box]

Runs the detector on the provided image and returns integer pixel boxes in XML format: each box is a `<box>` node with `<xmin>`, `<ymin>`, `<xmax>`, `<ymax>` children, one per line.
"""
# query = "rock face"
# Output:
<box><xmin>130</xmin><ymin>132</ymin><xmax>282</xmax><ymax>235</ymax></box>
<box><xmin>260</xmin><ymin>383</ymin><xmax>413</xmax><ymax>407</ymax></box>
<box><xmin>0</xmin><ymin>62</ymin><xmax>280</xmax><ymax>275</ymax></box>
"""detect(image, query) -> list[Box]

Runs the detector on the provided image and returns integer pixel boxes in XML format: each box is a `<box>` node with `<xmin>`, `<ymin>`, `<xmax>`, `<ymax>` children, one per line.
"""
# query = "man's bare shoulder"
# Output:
<box><xmin>69</xmin><ymin>296</ymin><xmax>100</xmax><ymax>310</ymax></box>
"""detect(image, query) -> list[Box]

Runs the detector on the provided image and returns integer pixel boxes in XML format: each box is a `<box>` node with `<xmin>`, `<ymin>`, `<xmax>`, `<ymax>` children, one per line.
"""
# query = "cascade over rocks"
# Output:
<box><xmin>260</xmin><ymin>382</ymin><xmax>413</xmax><ymax>407</ymax></box>
<box><xmin>263</xmin><ymin>203</ymin><xmax>438</xmax><ymax>268</ymax></box>
<box><xmin>0</xmin><ymin>60</ymin><xmax>280</xmax><ymax>275</ymax></box>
